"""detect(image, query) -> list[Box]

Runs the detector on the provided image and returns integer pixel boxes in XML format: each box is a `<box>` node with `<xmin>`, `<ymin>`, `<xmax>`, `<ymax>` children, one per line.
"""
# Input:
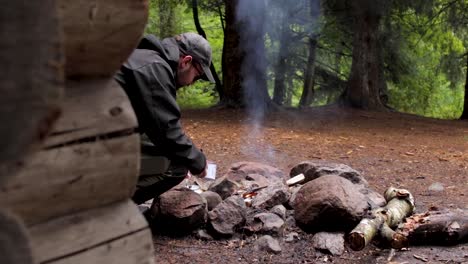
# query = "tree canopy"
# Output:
<box><xmin>145</xmin><ymin>0</ymin><xmax>467</xmax><ymax>120</ymax></box>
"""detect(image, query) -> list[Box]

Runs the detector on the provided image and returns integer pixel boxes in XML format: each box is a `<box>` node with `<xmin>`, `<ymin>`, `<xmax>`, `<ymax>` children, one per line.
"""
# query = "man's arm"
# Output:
<box><xmin>131</xmin><ymin>62</ymin><xmax>206</xmax><ymax>175</ymax></box>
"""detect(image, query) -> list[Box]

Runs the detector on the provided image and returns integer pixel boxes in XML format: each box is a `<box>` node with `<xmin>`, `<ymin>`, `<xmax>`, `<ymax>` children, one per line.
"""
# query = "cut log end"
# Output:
<box><xmin>390</xmin><ymin>233</ymin><xmax>408</xmax><ymax>249</ymax></box>
<box><xmin>348</xmin><ymin>232</ymin><xmax>366</xmax><ymax>251</ymax></box>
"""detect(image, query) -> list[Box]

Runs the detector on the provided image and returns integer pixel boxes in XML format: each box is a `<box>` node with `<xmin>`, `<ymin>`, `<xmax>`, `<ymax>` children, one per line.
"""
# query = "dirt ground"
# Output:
<box><xmin>153</xmin><ymin>106</ymin><xmax>468</xmax><ymax>264</ymax></box>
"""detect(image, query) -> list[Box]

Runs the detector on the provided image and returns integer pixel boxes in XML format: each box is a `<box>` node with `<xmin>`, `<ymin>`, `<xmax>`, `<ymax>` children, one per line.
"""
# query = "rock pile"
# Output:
<box><xmin>146</xmin><ymin>160</ymin><xmax>385</xmax><ymax>255</ymax></box>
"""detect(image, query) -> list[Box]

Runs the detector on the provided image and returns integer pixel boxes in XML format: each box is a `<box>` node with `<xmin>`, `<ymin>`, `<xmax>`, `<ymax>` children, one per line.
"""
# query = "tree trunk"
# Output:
<box><xmin>272</xmin><ymin>15</ymin><xmax>289</xmax><ymax>106</ymax></box>
<box><xmin>299</xmin><ymin>37</ymin><xmax>318</xmax><ymax>107</ymax></box>
<box><xmin>221</xmin><ymin>0</ymin><xmax>243</xmax><ymax>107</ymax></box>
<box><xmin>461</xmin><ymin>54</ymin><xmax>468</xmax><ymax>119</ymax></box>
<box><xmin>345</xmin><ymin>0</ymin><xmax>387</xmax><ymax>110</ymax></box>
<box><xmin>158</xmin><ymin>0</ymin><xmax>176</xmax><ymax>38</ymax></box>
<box><xmin>334</xmin><ymin>43</ymin><xmax>343</xmax><ymax>74</ymax></box>
<box><xmin>391</xmin><ymin>209</ymin><xmax>468</xmax><ymax>249</ymax></box>
<box><xmin>236</xmin><ymin>0</ymin><xmax>270</xmax><ymax>115</ymax></box>
<box><xmin>191</xmin><ymin>0</ymin><xmax>224</xmax><ymax>101</ymax></box>
<box><xmin>285</xmin><ymin>71</ymin><xmax>294</xmax><ymax>106</ymax></box>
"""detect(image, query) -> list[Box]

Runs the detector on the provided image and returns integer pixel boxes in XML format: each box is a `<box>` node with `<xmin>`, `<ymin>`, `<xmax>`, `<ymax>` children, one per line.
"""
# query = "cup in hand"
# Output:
<box><xmin>205</xmin><ymin>162</ymin><xmax>217</xmax><ymax>180</ymax></box>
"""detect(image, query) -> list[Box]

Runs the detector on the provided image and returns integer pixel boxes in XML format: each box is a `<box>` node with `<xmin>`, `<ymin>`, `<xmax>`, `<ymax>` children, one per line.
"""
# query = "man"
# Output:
<box><xmin>115</xmin><ymin>32</ymin><xmax>215</xmax><ymax>204</ymax></box>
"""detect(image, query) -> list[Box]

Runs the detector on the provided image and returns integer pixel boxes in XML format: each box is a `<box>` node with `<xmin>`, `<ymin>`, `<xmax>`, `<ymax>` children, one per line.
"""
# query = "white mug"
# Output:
<box><xmin>205</xmin><ymin>163</ymin><xmax>217</xmax><ymax>180</ymax></box>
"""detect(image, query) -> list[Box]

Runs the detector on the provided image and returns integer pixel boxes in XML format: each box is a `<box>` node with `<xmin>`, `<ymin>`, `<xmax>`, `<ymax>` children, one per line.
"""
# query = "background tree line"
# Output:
<box><xmin>145</xmin><ymin>0</ymin><xmax>467</xmax><ymax>120</ymax></box>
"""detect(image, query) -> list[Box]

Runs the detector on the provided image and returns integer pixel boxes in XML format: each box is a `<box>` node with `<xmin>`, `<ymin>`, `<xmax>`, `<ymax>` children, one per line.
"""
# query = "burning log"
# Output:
<box><xmin>390</xmin><ymin>209</ymin><xmax>468</xmax><ymax>249</ymax></box>
<box><xmin>348</xmin><ymin>187</ymin><xmax>415</xmax><ymax>251</ymax></box>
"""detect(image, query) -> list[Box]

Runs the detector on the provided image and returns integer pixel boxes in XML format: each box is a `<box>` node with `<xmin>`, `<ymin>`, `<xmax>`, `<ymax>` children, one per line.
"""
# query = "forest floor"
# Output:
<box><xmin>153</xmin><ymin>105</ymin><xmax>468</xmax><ymax>264</ymax></box>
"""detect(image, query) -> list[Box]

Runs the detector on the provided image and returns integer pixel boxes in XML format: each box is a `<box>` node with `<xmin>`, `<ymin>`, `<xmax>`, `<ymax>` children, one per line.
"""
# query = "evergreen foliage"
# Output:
<box><xmin>145</xmin><ymin>0</ymin><xmax>467</xmax><ymax>119</ymax></box>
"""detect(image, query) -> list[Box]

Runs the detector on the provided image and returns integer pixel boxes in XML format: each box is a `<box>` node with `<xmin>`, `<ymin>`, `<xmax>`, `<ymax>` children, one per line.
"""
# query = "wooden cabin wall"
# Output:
<box><xmin>0</xmin><ymin>0</ymin><xmax>153</xmax><ymax>263</ymax></box>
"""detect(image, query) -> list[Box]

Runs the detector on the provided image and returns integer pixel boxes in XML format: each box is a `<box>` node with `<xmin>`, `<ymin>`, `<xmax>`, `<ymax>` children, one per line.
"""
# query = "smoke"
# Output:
<box><xmin>235</xmin><ymin>0</ymin><xmax>267</xmax><ymax>161</ymax></box>
<box><xmin>236</xmin><ymin>0</ymin><xmax>269</xmax><ymax>121</ymax></box>
<box><xmin>234</xmin><ymin>0</ymin><xmax>275</xmax><ymax>163</ymax></box>
<box><xmin>235</xmin><ymin>0</ymin><xmax>321</xmax><ymax>164</ymax></box>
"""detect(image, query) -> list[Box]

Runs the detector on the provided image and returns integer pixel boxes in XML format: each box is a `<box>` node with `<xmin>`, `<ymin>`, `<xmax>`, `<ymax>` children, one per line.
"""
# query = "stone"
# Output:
<box><xmin>270</xmin><ymin>205</ymin><xmax>287</xmax><ymax>220</ymax></box>
<box><xmin>225</xmin><ymin>161</ymin><xmax>285</xmax><ymax>183</ymax></box>
<box><xmin>284</xmin><ymin>232</ymin><xmax>300</xmax><ymax>242</ymax></box>
<box><xmin>359</xmin><ymin>186</ymin><xmax>386</xmax><ymax>208</ymax></box>
<box><xmin>287</xmin><ymin>185</ymin><xmax>302</xmax><ymax>209</ymax></box>
<box><xmin>252</xmin><ymin>181</ymin><xmax>290</xmax><ymax>210</ymax></box>
<box><xmin>208</xmin><ymin>176</ymin><xmax>240</xmax><ymax>200</ymax></box>
<box><xmin>311</xmin><ymin>232</ymin><xmax>345</xmax><ymax>256</ymax></box>
<box><xmin>208</xmin><ymin>196</ymin><xmax>246</xmax><ymax>237</ymax></box>
<box><xmin>285</xmin><ymin>215</ymin><xmax>296</xmax><ymax>227</ymax></box>
<box><xmin>194</xmin><ymin>229</ymin><xmax>213</xmax><ymax>241</ymax></box>
<box><xmin>254</xmin><ymin>235</ymin><xmax>282</xmax><ymax>254</ymax></box>
<box><xmin>241</xmin><ymin>173</ymin><xmax>274</xmax><ymax>191</ymax></box>
<box><xmin>289</xmin><ymin>160</ymin><xmax>367</xmax><ymax>185</ymax></box>
<box><xmin>293</xmin><ymin>175</ymin><xmax>370</xmax><ymax>232</ymax></box>
<box><xmin>428</xmin><ymin>182</ymin><xmax>444</xmax><ymax>192</ymax></box>
<box><xmin>253</xmin><ymin>212</ymin><xmax>285</xmax><ymax>234</ymax></box>
<box><xmin>200</xmin><ymin>191</ymin><xmax>223</xmax><ymax>211</ymax></box>
<box><xmin>150</xmin><ymin>188</ymin><xmax>207</xmax><ymax>235</ymax></box>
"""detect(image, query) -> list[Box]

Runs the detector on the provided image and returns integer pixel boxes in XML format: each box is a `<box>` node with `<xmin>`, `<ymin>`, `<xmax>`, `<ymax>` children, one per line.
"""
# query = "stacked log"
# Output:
<box><xmin>348</xmin><ymin>187</ymin><xmax>415</xmax><ymax>251</ymax></box>
<box><xmin>0</xmin><ymin>0</ymin><xmax>152</xmax><ymax>263</ymax></box>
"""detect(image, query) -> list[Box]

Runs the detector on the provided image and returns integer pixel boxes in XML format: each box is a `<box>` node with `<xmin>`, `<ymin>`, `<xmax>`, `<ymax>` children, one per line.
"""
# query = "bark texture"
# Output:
<box><xmin>272</xmin><ymin>15</ymin><xmax>289</xmax><ymax>106</ymax></box>
<box><xmin>191</xmin><ymin>0</ymin><xmax>224</xmax><ymax>100</ymax></box>
<box><xmin>222</xmin><ymin>0</ymin><xmax>243</xmax><ymax>106</ymax></box>
<box><xmin>461</xmin><ymin>54</ymin><xmax>468</xmax><ymax>119</ymax></box>
<box><xmin>348</xmin><ymin>187</ymin><xmax>415</xmax><ymax>251</ymax></box>
<box><xmin>299</xmin><ymin>37</ymin><xmax>318</xmax><ymax>107</ymax></box>
<box><xmin>391</xmin><ymin>209</ymin><xmax>468</xmax><ymax>249</ymax></box>
<box><xmin>346</xmin><ymin>0</ymin><xmax>387</xmax><ymax>110</ymax></box>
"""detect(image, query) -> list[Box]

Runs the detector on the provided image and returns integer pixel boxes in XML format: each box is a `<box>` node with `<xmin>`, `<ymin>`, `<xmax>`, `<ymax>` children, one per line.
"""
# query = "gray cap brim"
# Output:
<box><xmin>201</xmin><ymin>64</ymin><xmax>215</xmax><ymax>83</ymax></box>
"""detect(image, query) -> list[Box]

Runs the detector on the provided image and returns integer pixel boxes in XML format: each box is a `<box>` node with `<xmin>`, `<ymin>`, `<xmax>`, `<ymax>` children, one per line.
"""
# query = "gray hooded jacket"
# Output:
<box><xmin>115</xmin><ymin>35</ymin><xmax>206</xmax><ymax>174</ymax></box>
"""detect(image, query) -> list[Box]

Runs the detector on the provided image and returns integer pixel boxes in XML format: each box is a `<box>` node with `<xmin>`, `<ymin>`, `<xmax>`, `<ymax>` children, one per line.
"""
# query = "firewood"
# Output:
<box><xmin>348</xmin><ymin>187</ymin><xmax>415</xmax><ymax>251</ymax></box>
<box><xmin>390</xmin><ymin>209</ymin><xmax>468</xmax><ymax>249</ymax></box>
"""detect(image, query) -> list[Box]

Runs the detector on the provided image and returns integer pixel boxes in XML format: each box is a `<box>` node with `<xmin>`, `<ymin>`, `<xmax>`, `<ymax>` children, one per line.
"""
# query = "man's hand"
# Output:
<box><xmin>191</xmin><ymin>160</ymin><xmax>207</xmax><ymax>178</ymax></box>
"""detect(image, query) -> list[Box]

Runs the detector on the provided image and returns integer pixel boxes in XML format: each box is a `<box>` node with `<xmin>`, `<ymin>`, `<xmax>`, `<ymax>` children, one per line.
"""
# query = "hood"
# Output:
<box><xmin>137</xmin><ymin>34</ymin><xmax>181</xmax><ymax>71</ymax></box>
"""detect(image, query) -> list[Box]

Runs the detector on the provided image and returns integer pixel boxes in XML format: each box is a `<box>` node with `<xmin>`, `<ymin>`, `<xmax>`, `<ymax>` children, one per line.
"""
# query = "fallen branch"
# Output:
<box><xmin>390</xmin><ymin>209</ymin><xmax>468</xmax><ymax>249</ymax></box>
<box><xmin>348</xmin><ymin>187</ymin><xmax>415</xmax><ymax>251</ymax></box>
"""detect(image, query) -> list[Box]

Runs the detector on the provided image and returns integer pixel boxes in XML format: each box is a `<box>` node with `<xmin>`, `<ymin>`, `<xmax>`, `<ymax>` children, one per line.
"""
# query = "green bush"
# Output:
<box><xmin>177</xmin><ymin>82</ymin><xmax>218</xmax><ymax>109</ymax></box>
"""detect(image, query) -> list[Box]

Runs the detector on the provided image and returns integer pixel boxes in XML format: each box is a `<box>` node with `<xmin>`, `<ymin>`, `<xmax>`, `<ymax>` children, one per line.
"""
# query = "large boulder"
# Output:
<box><xmin>289</xmin><ymin>160</ymin><xmax>367</xmax><ymax>185</ymax></box>
<box><xmin>359</xmin><ymin>187</ymin><xmax>386</xmax><ymax>208</ymax></box>
<box><xmin>293</xmin><ymin>175</ymin><xmax>369</xmax><ymax>232</ymax></box>
<box><xmin>207</xmin><ymin>196</ymin><xmax>246</xmax><ymax>237</ymax></box>
<box><xmin>289</xmin><ymin>161</ymin><xmax>385</xmax><ymax>210</ymax></box>
<box><xmin>150</xmin><ymin>188</ymin><xmax>207</xmax><ymax>235</ymax></box>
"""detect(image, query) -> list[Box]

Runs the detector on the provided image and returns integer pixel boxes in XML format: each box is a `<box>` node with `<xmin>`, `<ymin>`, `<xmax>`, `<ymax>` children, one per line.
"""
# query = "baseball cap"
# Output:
<box><xmin>174</xmin><ymin>33</ymin><xmax>215</xmax><ymax>83</ymax></box>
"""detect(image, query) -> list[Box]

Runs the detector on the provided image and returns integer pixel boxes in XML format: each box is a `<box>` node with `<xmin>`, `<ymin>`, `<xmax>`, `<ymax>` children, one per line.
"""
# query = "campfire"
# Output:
<box><xmin>141</xmin><ymin>160</ymin><xmax>468</xmax><ymax>255</ymax></box>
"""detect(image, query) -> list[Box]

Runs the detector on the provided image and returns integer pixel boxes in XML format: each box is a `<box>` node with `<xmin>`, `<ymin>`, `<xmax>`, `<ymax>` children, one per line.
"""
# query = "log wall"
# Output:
<box><xmin>0</xmin><ymin>0</ymin><xmax>152</xmax><ymax>263</ymax></box>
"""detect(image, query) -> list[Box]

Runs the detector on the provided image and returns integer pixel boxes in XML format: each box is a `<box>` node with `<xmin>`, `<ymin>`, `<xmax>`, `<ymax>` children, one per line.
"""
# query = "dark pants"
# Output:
<box><xmin>131</xmin><ymin>164</ymin><xmax>187</xmax><ymax>204</ymax></box>
<box><xmin>132</xmin><ymin>135</ymin><xmax>188</xmax><ymax>204</ymax></box>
